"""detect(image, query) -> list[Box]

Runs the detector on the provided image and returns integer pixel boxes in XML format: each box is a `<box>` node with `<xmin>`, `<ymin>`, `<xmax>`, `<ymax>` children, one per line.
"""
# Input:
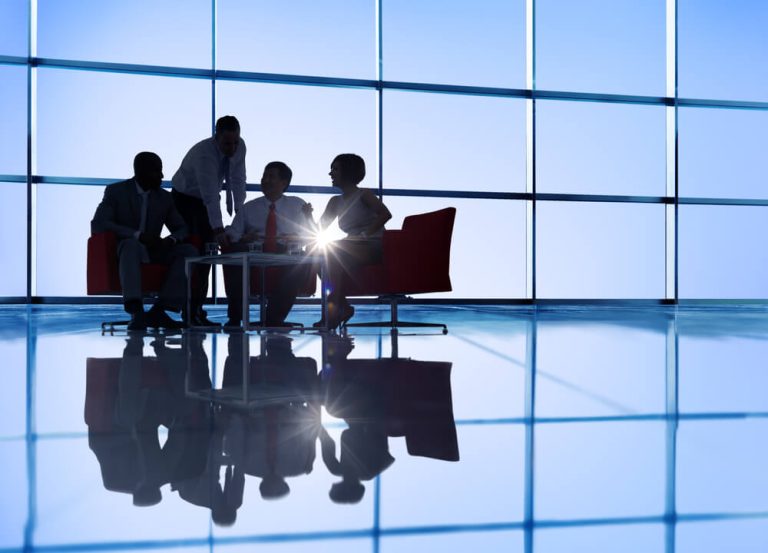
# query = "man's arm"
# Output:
<box><xmin>230</xmin><ymin>140</ymin><xmax>247</xmax><ymax>213</ymax></box>
<box><xmin>164</xmin><ymin>198</ymin><xmax>189</xmax><ymax>243</ymax></box>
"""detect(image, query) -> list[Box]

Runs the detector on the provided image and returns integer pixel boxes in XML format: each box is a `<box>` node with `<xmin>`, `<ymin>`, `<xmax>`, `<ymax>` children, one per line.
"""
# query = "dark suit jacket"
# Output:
<box><xmin>91</xmin><ymin>178</ymin><xmax>188</xmax><ymax>242</ymax></box>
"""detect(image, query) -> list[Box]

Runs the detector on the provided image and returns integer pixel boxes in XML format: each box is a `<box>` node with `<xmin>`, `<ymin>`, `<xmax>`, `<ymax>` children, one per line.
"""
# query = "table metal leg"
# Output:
<box><xmin>242</xmin><ymin>256</ymin><xmax>249</xmax><ymax>330</ymax></box>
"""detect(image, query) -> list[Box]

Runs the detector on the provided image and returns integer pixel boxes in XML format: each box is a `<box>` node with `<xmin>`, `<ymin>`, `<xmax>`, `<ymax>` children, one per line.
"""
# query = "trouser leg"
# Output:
<box><xmin>157</xmin><ymin>243</ymin><xmax>198</xmax><ymax>312</ymax></box>
<box><xmin>265</xmin><ymin>265</ymin><xmax>306</xmax><ymax>324</ymax></box>
<box><xmin>223</xmin><ymin>264</ymin><xmax>243</xmax><ymax>321</ymax></box>
<box><xmin>117</xmin><ymin>238</ymin><xmax>144</xmax><ymax>309</ymax></box>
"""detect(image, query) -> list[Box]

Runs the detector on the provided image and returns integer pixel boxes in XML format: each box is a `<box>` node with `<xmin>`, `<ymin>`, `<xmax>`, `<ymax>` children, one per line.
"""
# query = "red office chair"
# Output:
<box><xmin>340</xmin><ymin>207</ymin><xmax>455</xmax><ymax>334</ymax></box>
<box><xmin>87</xmin><ymin>231</ymin><xmax>200</xmax><ymax>332</ymax></box>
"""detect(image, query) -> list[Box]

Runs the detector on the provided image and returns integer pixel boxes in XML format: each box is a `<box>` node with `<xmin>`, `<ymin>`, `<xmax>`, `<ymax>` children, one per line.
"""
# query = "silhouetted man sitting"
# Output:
<box><xmin>91</xmin><ymin>152</ymin><xmax>197</xmax><ymax>330</ymax></box>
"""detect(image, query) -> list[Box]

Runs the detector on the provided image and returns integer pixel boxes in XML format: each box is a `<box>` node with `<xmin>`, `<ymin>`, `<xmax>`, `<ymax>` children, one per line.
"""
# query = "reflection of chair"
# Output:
<box><xmin>87</xmin><ymin>231</ymin><xmax>198</xmax><ymax>331</ymax></box>
<box><xmin>341</xmin><ymin>208</ymin><xmax>455</xmax><ymax>333</ymax></box>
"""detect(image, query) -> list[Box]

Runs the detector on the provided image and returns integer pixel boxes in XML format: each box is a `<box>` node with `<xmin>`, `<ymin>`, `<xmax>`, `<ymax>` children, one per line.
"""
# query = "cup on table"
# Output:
<box><xmin>248</xmin><ymin>240</ymin><xmax>263</xmax><ymax>253</ymax></box>
<box><xmin>286</xmin><ymin>241</ymin><xmax>302</xmax><ymax>255</ymax></box>
<box><xmin>204</xmin><ymin>242</ymin><xmax>218</xmax><ymax>256</ymax></box>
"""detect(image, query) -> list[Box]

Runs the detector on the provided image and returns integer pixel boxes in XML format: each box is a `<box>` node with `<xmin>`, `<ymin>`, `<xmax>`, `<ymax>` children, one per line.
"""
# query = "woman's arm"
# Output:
<box><xmin>360</xmin><ymin>189</ymin><xmax>392</xmax><ymax>236</ymax></box>
<box><xmin>319</xmin><ymin>195</ymin><xmax>340</xmax><ymax>230</ymax></box>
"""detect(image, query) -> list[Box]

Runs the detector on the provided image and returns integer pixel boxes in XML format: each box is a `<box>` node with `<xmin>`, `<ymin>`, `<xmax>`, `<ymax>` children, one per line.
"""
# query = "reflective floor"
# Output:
<box><xmin>2</xmin><ymin>304</ymin><xmax>768</xmax><ymax>552</ymax></box>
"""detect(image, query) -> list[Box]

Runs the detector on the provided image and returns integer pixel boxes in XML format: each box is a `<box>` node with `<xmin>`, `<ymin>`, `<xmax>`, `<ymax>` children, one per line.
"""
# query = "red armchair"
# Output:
<box><xmin>340</xmin><ymin>207</ymin><xmax>455</xmax><ymax>333</ymax></box>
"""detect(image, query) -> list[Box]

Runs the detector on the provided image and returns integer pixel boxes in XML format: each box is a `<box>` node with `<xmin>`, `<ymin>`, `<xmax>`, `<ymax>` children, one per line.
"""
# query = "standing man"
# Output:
<box><xmin>91</xmin><ymin>152</ymin><xmax>196</xmax><ymax>331</ymax></box>
<box><xmin>172</xmin><ymin>115</ymin><xmax>247</xmax><ymax>326</ymax></box>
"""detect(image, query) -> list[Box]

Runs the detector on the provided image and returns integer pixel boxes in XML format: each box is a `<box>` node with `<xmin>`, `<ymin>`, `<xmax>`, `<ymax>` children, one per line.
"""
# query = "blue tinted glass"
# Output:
<box><xmin>0</xmin><ymin>0</ymin><xmax>27</xmax><ymax>56</ymax></box>
<box><xmin>35</xmin><ymin>440</ymin><xmax>210</xmax><ymax>545</ymax></box>
<box><xmin>677</xmin><ymin>519</ymin><xmax>768</xmax><ymax>553</ymax></box>
<box><xmin>385</xmin><ymin>196</ymin><xmax>528</xmax><ymax>299</ymax></box>
<box><xmin>382</xmin><ymin>532</ymin><xmax>524</xmax><ymax>553</ymax></box>
<box><xmin>216</xmin><ymin>81</ymin><xmax>377</xmax><ymax>188</ymax></box>
<box><xmin>0</xmin><ymin>182</ymin><xmax>27</xmax><ymax>296</ymax></box>
<box><xmin>536</xmin><ymin>321</ymin><xmax>666</xmax><ymax>418</ymax></box>
<box><xmin>381</xmin><ymin>426</ymin><xmax>526</xmax><ymax>526</ymax></box>
<box><xmin>536</xmin><ymin>0</ymin><xmax>666</xmax><ymax>96</ymax></box>
<box><xmin>396</xmin><ymin>330</ymin><xmax>528</xmax><ymax>420</ymax></box>
<box><xmin>0</xmin><ymin>336</ymin><xmax>26</xmax><ymax>438</ymax></box>
<box><xmin>535</xmin><ymin>421</ymin><xmax>666</xmax><ymax>519</ymax></box>
<box><xmin>383</xmin><ymin>0</ymin><xmax>526</xmax><ymax>88</ymax></box>
<box><xmin>679</xmin><ymin>107</ymin><xmax>768</xmax><ymax>199</ymax></box>
<box><xmin>218</xmin><ymin>0</ymin><xmax>375</xmax><ymax>79</ymax></box>
<box><xmin>37</xmin><ymin>69</ymin><xmax>211</xmax><ymax>179</ymax></box>
<box><xmin>37</xmin><ymin>0</ymin><xmax>211</xmax><ymax>68</ymax></box>
<box><xmin>36</xmin><ymin>184</ymin><xmax>104</xmax><ymax>296</ymax></box>
<box><xmin>536</xmin><ymin>100</ymin><xmax>666</xmax><ymax>196</ymax></box>
<box><xmin>679</xmin><ymin>0</ymin><xmax>768</xmax><ymax>102</ymax></box>
<box><xmin>679</xmin><ymin>205</ymin><xmax>768</xmax><ymax>299</ymax></box>
<box><xmin>677</xmin><ymin>420</ymin><xmax>768</xmax><ymax>513</ymax></box>
<box><xmin>536</xmin><ymin>525</ymin><xmax>665</xmax><ymax>553</ymax></box>
<box><xmin>0</xmin><ymin>65</ymin><xmax>27</xmax><ymax>176</ymax></box>
<box><xmin>383</xmin><ymin>91</ymin><xmax>526</xmax><ymax>192</ymax></box>
<box><xmin>679</xmin><ymin>326</ymin><xmax>768</xmax><ymax>414</ymax></box>
<box><xmin>536</xmin><ymin>202</ymin><xmax>666</xmax><ymax>299</ymax></box>
<box><xmin>0</xmin><ymin>441</ymin><xmax>27</xmax><ymax>548</ymax></box>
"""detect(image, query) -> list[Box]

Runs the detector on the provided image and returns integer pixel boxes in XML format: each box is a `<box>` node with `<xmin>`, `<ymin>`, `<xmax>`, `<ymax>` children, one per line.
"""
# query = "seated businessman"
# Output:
<box><xmin>91</xmin><ymin>152</ymin><xmax>198</xmax><ymax>330</ymax></box>
<box><xmin>222</xmin><ymin>161</ymin><xmax>314</xmax><ymax>329</ymax></box>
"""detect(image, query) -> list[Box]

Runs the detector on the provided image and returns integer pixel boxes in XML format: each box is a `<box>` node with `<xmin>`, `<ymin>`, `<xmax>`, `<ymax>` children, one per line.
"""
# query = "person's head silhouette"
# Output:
<box><xmin>215</xmin><ymin>115</ymin><xmax>241</xmax><ymax>158</ymax></box>
<box><xmin>133</xmin><ymin>151</ymin><xmax>163</xmax><ymax>191</ymax></box>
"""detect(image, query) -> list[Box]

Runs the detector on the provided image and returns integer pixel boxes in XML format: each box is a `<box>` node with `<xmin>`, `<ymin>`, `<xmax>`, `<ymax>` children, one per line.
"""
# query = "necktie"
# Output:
<box><xmin>264</xmin><ymin>203</ymin><xmax>277</xmax><ymax>253</ymax></box>
<box><xmin>222</xmin><ymin>156</ymin><xmax>233</xmax><ymax>216</ymax></box>
<box><xmin>138</xmin><ymin>191</ymin><xmax>149</xmax><ymax>233</ymax></box>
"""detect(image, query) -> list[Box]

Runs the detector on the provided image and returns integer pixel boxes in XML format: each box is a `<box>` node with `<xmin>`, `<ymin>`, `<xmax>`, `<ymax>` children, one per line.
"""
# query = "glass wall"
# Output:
<box><xmin>1</xmin><ymin>0</ymin><xmax>767</xmax><ymax>300</ymax></box>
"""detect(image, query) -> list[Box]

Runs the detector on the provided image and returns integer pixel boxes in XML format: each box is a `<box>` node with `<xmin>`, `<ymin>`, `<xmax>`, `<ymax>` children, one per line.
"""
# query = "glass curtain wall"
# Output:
<box><xmin>1</xmin><ymin>0</ymin><xmax>767</xmax><ymax>301</ymax></box>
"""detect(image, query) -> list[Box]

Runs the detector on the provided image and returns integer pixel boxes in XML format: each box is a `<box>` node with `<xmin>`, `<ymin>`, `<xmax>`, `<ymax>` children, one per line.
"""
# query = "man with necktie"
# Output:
<box><xmin>172</xmin><ymin>115</ymin><xmax>247</xmax><ymax>326</ymax></box>
<box><xmin>91</xmin><ymin>152</ymin><xmax>197</xmax><ymax>331</ymax></box>
<box><xmin>222</xmin><ymin>161</ymin><xmax>314</xmax><ymax>329</ymax></box>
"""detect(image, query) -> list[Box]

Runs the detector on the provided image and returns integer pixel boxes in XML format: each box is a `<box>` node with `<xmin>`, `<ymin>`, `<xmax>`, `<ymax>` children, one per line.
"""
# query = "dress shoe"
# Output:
<box><xmin>186</xmin><ymin>308</ymin><xmax>221</xmax><ymax>328</ymax></box>
<box><xmin>146</xmin><ymin>306</ymin><xmax>186</xmax><ymax>330</ymax></box>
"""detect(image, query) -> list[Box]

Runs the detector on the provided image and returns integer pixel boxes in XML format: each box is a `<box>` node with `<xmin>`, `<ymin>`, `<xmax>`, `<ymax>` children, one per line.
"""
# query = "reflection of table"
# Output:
<box><xmin>185</xmin><ymin>251</ymin><xmax>326</xmax><ymax>331</ymax></box>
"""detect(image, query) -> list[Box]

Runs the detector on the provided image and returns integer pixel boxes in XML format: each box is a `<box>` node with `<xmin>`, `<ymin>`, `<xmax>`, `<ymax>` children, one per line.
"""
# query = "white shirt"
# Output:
<box><xmin>171</xmin><ymin>136</ymin><xmax>247</xmax><ymax>230</ymax></box>
<box><xmin>226</xmin><ymin>195</ymin><xmax>313</xmax><ymax>242</ymax></box>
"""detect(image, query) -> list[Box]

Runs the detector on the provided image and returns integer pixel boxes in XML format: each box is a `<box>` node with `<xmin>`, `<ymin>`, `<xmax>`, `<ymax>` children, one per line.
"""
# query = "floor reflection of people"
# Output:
<box><xmin>320</xmin><ymin>334</ymin><xmax>459</xmax><ymax>504</ymax></box>
<box><xmin>85</xmin><ymin>332</ymin><xmax>212</xmax><ymax>508</ymax></box>
<box><xmin>221</xmin><ymin>334</ymin><xmax>321</xmax><ymax>500</ymax></box>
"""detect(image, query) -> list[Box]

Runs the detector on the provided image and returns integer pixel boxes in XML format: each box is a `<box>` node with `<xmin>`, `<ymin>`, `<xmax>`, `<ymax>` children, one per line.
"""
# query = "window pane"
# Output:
<box><xmin>0</xmin><ymin>182</ymin><xmax>27</xmax><ymax>296</ymax></box>
<box><xmin>37</xmin><ymin>69</ymin><xmax>211</xmax><ymax>178</ymax></box>
<box><xmin>216</xmin><ymin>81</ymin><xmax>377</xmax><ymax>187</ymax></box>
<box><xmin>36</xmin><ymin>184</ymin><xmax>103</xmax><ymax>296</ymax></box>
<box><xmin>0</xmin><ymin>65</ymin><xmax>26</xmax><ymax>176</ymax></box>
<box><xmin>218</xmin><ymin>0</ymin><xmax>375</xmax><ymax>79</ymax></box>
<box><xmin>679</xmin><ymin>107</ymin><xmax>768</xmax><ymax>199</ymax></box>
<box><xmin>536</xmin><ymin>321</ymin><xmax>666</xmax><ymax>418</ymax></box>
<box><xmin>536</xmin><ymin>0</ymin><xmax>666</xmax><ymax>96</ymax></box>
<box><xmin>679</xmin><ymin>0</ymin><xmax>768</xmax><ymax>102</ymax></box>
<box><xmin>0</xmin><ymin>0</ymin><xmax>27</xmax><ymax>56</ymax></box>
<box><xmin>383</xmin><ymin>0</ymin><xmax>526</xmax><ymax>88</ymax></box>
<box><xmin>537</xmin><ymin>100</ymin><xmax>666</xmax><ymax>196</ymax></box>
<box><xmin>679</xmin><ymin>205</ymin><xmax>768</xmax><ymax>299</ymax></box>
<box><xmin>536</xmin><ymin>202</ymin><xmax>666</xmax><ymax>299</ymax></box>
<box><xmin>384</xmin><ymin>91</ymin><xmax>526</xmax><ymax>192</ymax></box>
<box><xmin>535</xmin><ymin>422</ymin><xmax>665</xmax><ymax>519</ymax></box>
<box><xmin>385</xmin><ymin>196</ymin><xmax>527</xmax><ymax>299</ymax></box>
<box><xmin>37</xmin><ymin>0</ymin><xmax>211</xmax><ymax>68</ymax></box>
